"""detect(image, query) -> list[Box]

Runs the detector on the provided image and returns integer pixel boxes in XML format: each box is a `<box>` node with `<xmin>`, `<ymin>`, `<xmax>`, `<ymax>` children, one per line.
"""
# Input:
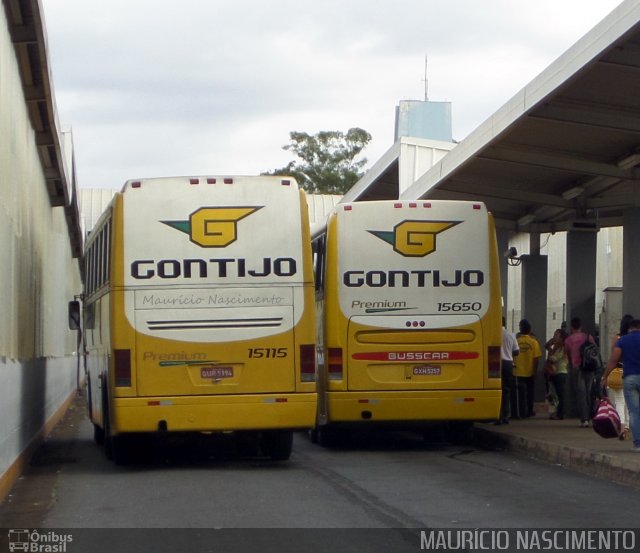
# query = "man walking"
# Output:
<box><xmin>496</xmin><ymin>317</ymin><xmax>519</xmax><ymax>425</ymax></box>
<box><xmin>602</xmin><ymin>318</ymin><xmax>640</xmax><ymax>451</ymax></box>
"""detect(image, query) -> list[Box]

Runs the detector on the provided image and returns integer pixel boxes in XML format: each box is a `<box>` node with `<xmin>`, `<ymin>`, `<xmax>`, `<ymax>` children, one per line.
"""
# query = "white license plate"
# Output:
<box><xmin>201</xmin><ymin>366</ymin><xmax>233</xmax><ymax>379</ymax></box>
<box><xmin>413</xmin><ymin>365</ymin><xmax>441</xmax><ymax>376</ymax></box>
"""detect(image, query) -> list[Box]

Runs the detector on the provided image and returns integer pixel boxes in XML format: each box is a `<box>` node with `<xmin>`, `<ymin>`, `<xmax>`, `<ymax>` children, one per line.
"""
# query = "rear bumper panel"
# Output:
<box><xmin>112</xmin><ymin>393</ymin><xmax>316</xmax><ymax>433</ymax></box>
<box><xmin>327</xmin><ymin>390</ymin><xmax>500</xmax><ymax>423</ymax></box>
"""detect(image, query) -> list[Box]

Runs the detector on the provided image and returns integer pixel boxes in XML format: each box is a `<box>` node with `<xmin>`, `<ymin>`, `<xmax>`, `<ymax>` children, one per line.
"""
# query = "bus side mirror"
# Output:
<box><xmin>68</xmin><ymin>300</ymin><xmax>81</xmax><ymax>330</ymax></box>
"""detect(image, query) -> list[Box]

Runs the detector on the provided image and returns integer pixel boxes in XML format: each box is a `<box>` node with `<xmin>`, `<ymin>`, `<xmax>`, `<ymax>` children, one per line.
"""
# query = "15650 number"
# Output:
<box><xmin>437</xmin><ymin>302</ymin><xmax>482</xmax><ymax>312</ymax></box>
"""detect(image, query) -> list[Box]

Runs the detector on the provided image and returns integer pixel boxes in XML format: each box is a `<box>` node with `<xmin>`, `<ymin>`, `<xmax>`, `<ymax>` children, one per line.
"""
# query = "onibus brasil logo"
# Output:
<box><xmin>162</xmin><ymin>206</ymin><xmax>263</xmax><ymax>247</ymax></box>
<box><xmin>368</xmin><ymin>220</ymin><xmax>460</xmax><ymax>257</ymax></box>
<box><xmin>7</xmin><ymin>529</ymin><xmax>73</xmax><ymax>552</ymax></box>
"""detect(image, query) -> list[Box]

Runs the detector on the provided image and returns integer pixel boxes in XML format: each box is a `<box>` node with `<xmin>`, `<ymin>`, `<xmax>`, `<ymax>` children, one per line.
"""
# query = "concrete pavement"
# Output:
<box><xmin>475</xmin><ymin>410</ymin><xmax>640</xmax><ymax>489</ymax></box>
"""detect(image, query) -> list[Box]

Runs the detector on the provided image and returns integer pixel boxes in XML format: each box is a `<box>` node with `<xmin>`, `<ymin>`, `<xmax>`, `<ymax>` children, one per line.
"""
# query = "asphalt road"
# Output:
<box><xmin>1</xmin><ymin>397</ymin><xmax>639</xmax><ymax>552</ymax></box>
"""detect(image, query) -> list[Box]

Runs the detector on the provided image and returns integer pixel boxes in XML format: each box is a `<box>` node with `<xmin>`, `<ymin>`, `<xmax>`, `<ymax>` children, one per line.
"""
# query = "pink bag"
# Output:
<box><xmin>592</xmin><ymin>397</ymin><xmax>622</xmax><ymax>439</ymax></box>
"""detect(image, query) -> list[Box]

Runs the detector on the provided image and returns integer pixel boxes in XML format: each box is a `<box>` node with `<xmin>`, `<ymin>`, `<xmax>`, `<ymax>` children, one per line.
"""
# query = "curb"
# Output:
<box><xmin>474</xmin><ymin>426</ymin><xmax>640</xmax><ymax>490</ymax></box>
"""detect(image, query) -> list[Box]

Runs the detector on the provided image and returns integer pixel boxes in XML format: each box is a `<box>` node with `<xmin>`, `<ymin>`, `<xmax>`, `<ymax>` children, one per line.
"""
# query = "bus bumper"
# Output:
<box><xmin>112</xmin><ymin>393</ymin><xmax>317</xmax><ymax>433</ymax></box>
<box><xmin>326</xmin><ymin>390</ymin><xmax>501</xmax><ymax>423</ymax></box>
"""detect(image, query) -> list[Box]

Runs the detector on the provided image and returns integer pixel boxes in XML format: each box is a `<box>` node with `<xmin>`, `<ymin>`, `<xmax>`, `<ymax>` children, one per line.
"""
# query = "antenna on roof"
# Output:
<box><xmin>423</xmin><ymin>55</ymin><xmax>429</xmax><ymax>101</ymax></box>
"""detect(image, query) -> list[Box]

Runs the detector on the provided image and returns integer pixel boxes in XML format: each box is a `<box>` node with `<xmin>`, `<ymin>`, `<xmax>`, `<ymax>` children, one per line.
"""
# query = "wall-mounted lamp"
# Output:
<box><xmin>503</xmin><ymin>246</ymin><xmax>522</xmax><ymax>266</ymax></box>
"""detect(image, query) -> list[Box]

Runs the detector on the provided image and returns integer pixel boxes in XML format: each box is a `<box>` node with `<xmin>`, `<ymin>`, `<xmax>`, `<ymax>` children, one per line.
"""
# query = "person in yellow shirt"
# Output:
<box><xmin>513</xmin><ymin>319</ymin><xmax>543</xmax><ymax>418</ymax></box>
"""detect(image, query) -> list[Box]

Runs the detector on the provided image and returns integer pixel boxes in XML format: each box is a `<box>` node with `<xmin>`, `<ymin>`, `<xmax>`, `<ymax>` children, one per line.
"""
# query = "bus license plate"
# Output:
<box><xmin>413</xmin><ymin>365</ymin><xmax>441</xmax><ymax>376</ymax></box>
<box><xmin>201</xmin><ymin>366</ymin><xmax>233</xmax><ymax>379</ymax></box>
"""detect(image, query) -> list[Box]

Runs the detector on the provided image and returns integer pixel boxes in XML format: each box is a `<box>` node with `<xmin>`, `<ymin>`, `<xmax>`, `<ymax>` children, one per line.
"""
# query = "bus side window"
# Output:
<box><xmin>313</xmin><ymin>236</ymin><xmax>325</xmax><ymax>294</ymax></box>
<box><xmin>84</xmin><ymin>303</ymin><xmax>96</xmax><ymax>330</ymax></box>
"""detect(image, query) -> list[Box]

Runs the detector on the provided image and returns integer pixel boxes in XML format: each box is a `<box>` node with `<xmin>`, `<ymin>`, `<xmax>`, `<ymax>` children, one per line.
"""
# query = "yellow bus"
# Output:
<box><xmin>312</xmin><ymin>199</ymin><xmax>502</xmax><ymax>444</ymax></box>
<box><xmin>76</xmin><ymin>176</ymin><xmax>316</xmax><ymax>462</ymax></box>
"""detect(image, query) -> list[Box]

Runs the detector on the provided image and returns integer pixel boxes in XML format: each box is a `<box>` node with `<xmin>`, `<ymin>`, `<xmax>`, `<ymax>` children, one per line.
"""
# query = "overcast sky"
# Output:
<box><xmin>42</xmin><ymin>0</ymin><xmax>623</xmax><ymax>189</ymax></box>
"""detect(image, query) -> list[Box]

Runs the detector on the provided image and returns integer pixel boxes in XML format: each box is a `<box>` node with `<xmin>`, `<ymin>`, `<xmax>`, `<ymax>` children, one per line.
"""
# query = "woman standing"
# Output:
<box><xmin>546</xmin><ymin>329</ymin><xmax>569</xmax><ymax>420</ymax></box>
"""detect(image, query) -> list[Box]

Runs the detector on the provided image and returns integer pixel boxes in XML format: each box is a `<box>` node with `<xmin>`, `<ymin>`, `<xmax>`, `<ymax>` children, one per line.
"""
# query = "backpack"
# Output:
<box><xmin>579</xmin><ymin>335</ymin><xmax>602</xmax><ymax>373</ymax></box>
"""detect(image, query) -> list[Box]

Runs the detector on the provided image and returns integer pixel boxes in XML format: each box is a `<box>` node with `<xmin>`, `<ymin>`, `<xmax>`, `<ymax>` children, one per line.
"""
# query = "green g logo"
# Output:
<box><xmin>369</xmin><ymin>220</ymin><xmax>460</xmax><ymax>257</ymax></box>
<box><xmin>162</xmin><ymin>206</ymin><xmax>262</xmax><ymax>247</ymax></box>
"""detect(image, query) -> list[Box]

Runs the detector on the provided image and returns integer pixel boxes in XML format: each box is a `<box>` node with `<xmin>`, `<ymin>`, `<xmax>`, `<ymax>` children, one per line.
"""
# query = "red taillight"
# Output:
<box><xmin>488</xmin><ymin>346</ymin><xmax>501</xmax><ymax>379</ymax></box>
<box><xmin>328</xmin><ymin>347</ymin><xmax>343</xmax><ymax>380</ymax></box>
<box><xmin>190</xmin><ymin>178</ymin><xmax>199</xmax><ymax>185</ymax></box>
<box><xmin>114</xmin><ymin>349</ymin><xmax>131</xmax><ymax>387</ymax></box>
<box><xmin>300</xmin><ymin>344</ymin><xmax>316</xmax><ymax>382</ymax></box>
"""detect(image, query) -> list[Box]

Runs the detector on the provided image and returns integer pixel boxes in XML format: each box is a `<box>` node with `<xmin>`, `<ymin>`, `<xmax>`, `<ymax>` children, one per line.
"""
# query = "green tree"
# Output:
<box><xmin>266</xmin><ymin>128</ymin><xmax>372</xmax><ymax>194</ymax></box>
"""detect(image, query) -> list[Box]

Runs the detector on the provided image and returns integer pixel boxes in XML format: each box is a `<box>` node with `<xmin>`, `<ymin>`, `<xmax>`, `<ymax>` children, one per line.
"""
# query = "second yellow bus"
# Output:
<box><xmin>312</xmin><ymin>199</ymin><xmax>502</xmax><ymax>443</ymax></box>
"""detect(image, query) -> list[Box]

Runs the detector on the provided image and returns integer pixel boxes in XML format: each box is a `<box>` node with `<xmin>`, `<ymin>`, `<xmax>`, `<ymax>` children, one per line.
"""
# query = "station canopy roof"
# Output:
<box><xmin>352</xmin><ymin>1</ymin><xmax>640</xmax><ymax>235</ymax></box>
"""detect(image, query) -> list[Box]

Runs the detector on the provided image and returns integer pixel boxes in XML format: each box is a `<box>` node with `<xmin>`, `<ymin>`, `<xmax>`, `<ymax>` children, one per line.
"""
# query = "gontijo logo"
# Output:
<box><xmin>369</xmin><ymin>220</ymin><xmax>460</xmax><ymax>257</ymax></box>
<box><xmin>162</xmin><ymin>206</ymin><xmax>262</xmax><ymax>247</ymax></box>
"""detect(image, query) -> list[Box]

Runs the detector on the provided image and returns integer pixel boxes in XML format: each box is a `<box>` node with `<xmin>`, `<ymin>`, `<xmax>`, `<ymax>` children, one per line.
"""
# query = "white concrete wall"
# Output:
<box><xmin>0</xmin><ymin>9</ymin><xmax>82</xmax><ymax>483</ymax></box>
<box><xmin>506</xmin><ymin>228</ymin><xmax>623</xmax><ymax>340</ymax></box>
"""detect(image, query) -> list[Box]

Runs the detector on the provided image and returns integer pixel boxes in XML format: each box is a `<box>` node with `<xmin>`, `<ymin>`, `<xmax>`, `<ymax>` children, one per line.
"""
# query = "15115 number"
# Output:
<box><xmin>248</xmin><ymin>348</ymin><xmax>288</xmax><ymax>358</ymax></box>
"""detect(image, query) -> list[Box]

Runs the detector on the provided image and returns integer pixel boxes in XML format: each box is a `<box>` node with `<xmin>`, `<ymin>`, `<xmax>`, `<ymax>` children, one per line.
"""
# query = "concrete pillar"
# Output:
<box><xmin>566</xmin><ymin>230</ymin><xmax>598</xmax><ymax>333</ymax></box>
<box><xmin>623</xmin><ymin>207</ymin><xmax>640</xmax><ymax>317</ymax></box>
<box><xmin>565</xmin><ymin>230</ymin><xmax>598</xmax><ymax>418</ymax></box>
<box><xmin>496</xmin><ymin>228</ymin><xmax>510</xmax><ymax>317</ymax></box>
<box><xmin>520</xmin><ymin>251</ymin><xmax>548</xmax><ymax>403</ymax></box>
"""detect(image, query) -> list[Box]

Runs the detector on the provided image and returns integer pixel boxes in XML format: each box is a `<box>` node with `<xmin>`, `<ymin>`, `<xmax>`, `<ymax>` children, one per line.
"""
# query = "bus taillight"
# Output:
<box><xmin>328</xmin><ymin>348</ymin><xmax>343</xmax><ymax>380</ymax></box>
<box><xmin>487</xmin><ymin>346</ymin><xmax>501</xmax><ymax>379</ymax></box>
<box><xmin>300</xmin><ymin>344</ymin><xmax>316</xmax><ymax>382</ymax></box>
<box><xmin>114</xmin><ymin>349</ymin><xmax>132</xmax><ymax>387</ymax></box>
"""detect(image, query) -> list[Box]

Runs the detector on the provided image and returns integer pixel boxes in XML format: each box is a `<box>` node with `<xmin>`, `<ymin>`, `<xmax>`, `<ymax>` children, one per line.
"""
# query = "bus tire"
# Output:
<box><xmin>449</xmin><ymin>421</ymin><xmax>474</xmax><ymax>445</ymax></box>
<box><xmin>103</xmin><ymin>395</ymin><xmax>131</xmax><ymax>464</ymax></box>
<box><xmin>93</xmin><ymin>423</ymin><xmax>105</xmax><ymax>445</ymax></box>
<box><xmin>316</xmin><ymin>425</ymin><xmax>339</xmax><ymax>448</ymax></box>
<box><xmin>308</xmin><ymin>426</ymin><xmax>319</xmax><ymax>444</ymax></box>
<box><xmin>261</xmin><ymin>430</ymin><xmax>293</xmax><ymax>461</ymax></box>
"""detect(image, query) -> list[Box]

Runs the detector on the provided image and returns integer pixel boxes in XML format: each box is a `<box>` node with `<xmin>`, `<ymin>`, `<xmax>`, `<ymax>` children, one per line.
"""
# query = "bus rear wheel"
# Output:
<box><xmin>93</xmin><ymin>423</ymin><xmax>105</xmax><ymax>445</ymax></box>
<box><xmin>260</xmin><ymin>430</ymin><xmax>293</xmax><ymax>461</ymax></box>
<box><xmin>103</xmin><ymin>397</ymin><xmax>134</xmax><ymax>464</ymax></box>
